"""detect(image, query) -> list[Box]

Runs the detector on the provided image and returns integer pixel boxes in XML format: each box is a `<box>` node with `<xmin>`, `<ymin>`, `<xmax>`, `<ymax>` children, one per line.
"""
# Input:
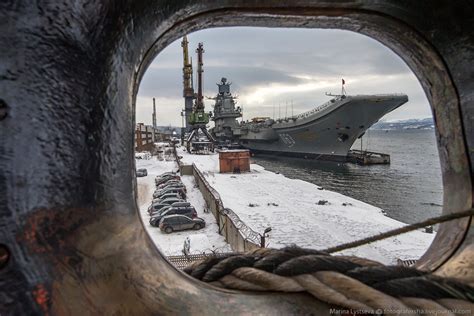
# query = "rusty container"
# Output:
<box><xmin>219</xmin><ymin>149</ymin><xmax>250</xmax><ymax>173</ymax></box>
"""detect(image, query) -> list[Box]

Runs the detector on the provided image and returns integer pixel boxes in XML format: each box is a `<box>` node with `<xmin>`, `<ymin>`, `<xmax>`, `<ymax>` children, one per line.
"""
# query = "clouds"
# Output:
<box><xmin>136</xmin><ymin>27</ymin><xmax>430</xmax><ymax>126</ymax></box>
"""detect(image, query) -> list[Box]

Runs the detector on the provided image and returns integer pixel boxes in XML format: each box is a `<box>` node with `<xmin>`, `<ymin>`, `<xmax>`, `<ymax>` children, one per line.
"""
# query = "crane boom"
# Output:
<box><xmin>181</xmin><ymin>36</ymin><xmax>193</xmax><ymax>97</ymax></box>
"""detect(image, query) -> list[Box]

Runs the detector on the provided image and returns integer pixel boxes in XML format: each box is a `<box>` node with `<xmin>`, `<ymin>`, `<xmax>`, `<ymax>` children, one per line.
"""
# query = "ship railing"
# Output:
<box><xmin>282</xmin><ymin>96</ymin><xmax>345</xmax><ymax>122</ymax></box>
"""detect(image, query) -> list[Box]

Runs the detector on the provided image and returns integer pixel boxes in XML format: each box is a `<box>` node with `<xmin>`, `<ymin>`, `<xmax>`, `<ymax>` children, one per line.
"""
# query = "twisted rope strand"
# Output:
<box><xmin>184</xmin><ymin>246</ymin><xmax>474</xmax><ymax>312</ymax></box>
<box><xmin>322</xmin><ymin>208</ymin><xmax>474</xmax><ymax>253</ymax></box>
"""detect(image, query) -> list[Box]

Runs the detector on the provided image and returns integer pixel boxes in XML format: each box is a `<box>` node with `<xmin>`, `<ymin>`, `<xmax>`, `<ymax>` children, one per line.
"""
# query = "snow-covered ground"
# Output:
<box><xmin>136</xmin><ymin>157</ymin><xmax>231</xmax><ymax>256</ymax></box>
<box><xmin>178</xmin><ymin>147</ymin><xmax>435</xmax><ymax>265</ymax></box>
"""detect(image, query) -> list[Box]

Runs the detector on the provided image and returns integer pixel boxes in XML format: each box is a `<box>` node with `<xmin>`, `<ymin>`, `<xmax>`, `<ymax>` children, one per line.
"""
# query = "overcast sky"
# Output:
<box><xmin>136</xmin><ymin>27</ymin><xmax>431</xmax><ymax>127</ymax></box>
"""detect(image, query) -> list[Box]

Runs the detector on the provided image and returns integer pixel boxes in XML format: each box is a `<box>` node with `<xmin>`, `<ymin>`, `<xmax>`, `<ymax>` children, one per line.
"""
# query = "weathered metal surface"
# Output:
<box><xmin>1</xmin><ymin>1</ymin><xmax>473</xmax><ymax>314</ymax></box>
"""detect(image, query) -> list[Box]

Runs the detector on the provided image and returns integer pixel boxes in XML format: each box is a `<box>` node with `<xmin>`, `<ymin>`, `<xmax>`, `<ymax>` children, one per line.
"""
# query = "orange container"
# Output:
<box><xmin>219</xmin><ymin>150</ymin><xmax>250</xmax><ymax>173</ymax></box>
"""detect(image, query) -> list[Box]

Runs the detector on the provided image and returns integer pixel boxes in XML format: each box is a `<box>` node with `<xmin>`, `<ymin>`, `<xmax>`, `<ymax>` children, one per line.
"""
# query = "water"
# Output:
<box><xmin>251</xmin><ymin>129</ymin><xmax>443</xmax><ymax>225</ymax></box>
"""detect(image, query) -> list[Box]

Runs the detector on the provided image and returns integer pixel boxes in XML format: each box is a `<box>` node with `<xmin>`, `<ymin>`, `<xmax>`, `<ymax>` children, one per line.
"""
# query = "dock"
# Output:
<box><xmin>347</xmin><ymin>149</ymin><xmax>390</xmax><ymax>165</ymax></box>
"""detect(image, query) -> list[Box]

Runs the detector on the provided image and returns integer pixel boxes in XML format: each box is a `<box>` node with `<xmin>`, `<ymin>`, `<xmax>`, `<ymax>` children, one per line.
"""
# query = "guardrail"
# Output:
<box><xmin>288</xmin><ymin>96</ymin><xmax>342</xmax><ymax>120</ymax></box>
<box><xmin>276</xmin><ymin>93</ymin><xmax>406</xmax><ymax>123</ymax></box>
<box><xmin>192</xmin><ymin>164</ymin><xmax>261</xmax><ymax>252</ymax></box>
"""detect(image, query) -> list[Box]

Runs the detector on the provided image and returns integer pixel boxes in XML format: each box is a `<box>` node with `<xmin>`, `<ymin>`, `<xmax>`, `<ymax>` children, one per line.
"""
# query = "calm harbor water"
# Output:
<box><xmin>251</xmin><ymin>129</ymin><xmax>443</xmax><ymax>225</ymax></box>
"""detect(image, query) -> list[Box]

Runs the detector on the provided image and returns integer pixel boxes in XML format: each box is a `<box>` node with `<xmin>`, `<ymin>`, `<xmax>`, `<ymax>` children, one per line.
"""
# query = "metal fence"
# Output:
<box><xmin>167</xmin><ymin>252</ymin><xmax>240</xmax><ymax>270</ymax></box>
<box><xmin>170</xmin><ymin>145</ymin><xmax>261</xmax><ymax>252</ymax></box>
<box><xmin>192</xmin><ymin>164</ymin><xmax>261</xmax><ymax>252</ymax></box>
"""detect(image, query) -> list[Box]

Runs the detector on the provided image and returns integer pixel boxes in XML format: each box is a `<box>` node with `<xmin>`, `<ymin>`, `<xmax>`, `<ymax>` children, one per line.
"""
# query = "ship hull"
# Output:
<box><xmin>239</xmin><ymin>95</ymin><xmax>407</xmax><ymax>159</ymax></box>
<box><xmin>246</xmin><ymin>148</ymin><xmax>348</xmax><ymax>161</ymax></box>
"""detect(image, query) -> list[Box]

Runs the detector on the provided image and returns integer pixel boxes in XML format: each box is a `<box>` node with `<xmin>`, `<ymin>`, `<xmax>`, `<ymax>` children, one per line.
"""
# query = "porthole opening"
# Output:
<box><xmin>135</xmin><ymin>27</ymin><xmax>442</xmax><ymax>267</ymax></box>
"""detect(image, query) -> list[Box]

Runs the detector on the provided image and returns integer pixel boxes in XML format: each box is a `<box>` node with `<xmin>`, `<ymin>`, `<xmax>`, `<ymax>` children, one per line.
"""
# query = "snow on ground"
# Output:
<box><xmin>136</xmin><ymin>157</ymin><xmax>231</xmax><ymax>256</ymax></box>
<box><xmin>178</xmin><ymin>147</ymin><xmax>435</xmax><ymax>265</ymax></box>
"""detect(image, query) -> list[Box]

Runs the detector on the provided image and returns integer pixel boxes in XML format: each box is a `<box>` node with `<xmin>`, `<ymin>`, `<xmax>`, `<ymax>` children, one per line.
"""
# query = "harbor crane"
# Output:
<box><xmin>184</xmin><ymin>40</ymin><xmax>215</xmax><ymax>153</ymax></box>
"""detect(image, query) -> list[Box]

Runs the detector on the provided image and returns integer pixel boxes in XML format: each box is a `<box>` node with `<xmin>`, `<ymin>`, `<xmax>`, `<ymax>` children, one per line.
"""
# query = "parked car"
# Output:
<box><xmin>152</xmin><ymin>193</ymin><xmax>182</xmax><ymax>203</ymax></box>
<box><xmin>147</xmin><ymin>198</ymin><xmax>186</xmax><ymax>214</ymax></box>
<box><xmin>136</xmin><ymin>168</ymin><xmax>148</xmax><ymax>177</ymax></box>
<box><xmin>156</xmin><ymin>183</ymin><xmax>186</xmax><ymax>193</ymax></box>
<box><xmin>150</xmin><ymin>205</ymin><xmax>172</xmax><ymax>217</ymax></box>
<box><xmin>135</xmin><ymin>152</ymin><xmax>151</xmax><ymax>160</ymax></box>
<box><xmin>155</xmin><ymin>175</ymin><xmax>180</xmax><ymax>185</ymax></box>
<box><xmin>157</xmin><ymin>171</ymin><xmax>176</xmax><ymax>177</ymax></box>
<box><xmin>149</xmin><ymin>205</ymin><xmax>197</xmax><ymax>227</ymax></box>
<box><xmin>156</xmin><ymin>180</ymin><xmax>183</xmax><ymax>189</ymax></box>
<box><xmin>153</xmin><ymin>187</ymin><xmax>186</xmax><ymax>199</ymax></box>
<box><xmin>149</xmin><ymin>201</ymin><xmax>192</xmax><ymax>215</ymax></box>
<box><xmin>159</xmin><ymin>215</ymin><xmax>205</xmax><ymax>233</ymax></box>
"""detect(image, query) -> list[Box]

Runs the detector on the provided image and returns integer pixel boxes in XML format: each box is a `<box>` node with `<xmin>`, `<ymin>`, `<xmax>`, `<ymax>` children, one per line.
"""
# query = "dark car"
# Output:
<box><xmin>159</xmin><ymin>215</ymin><xmax>205</xmax><ymax>233</ymax></box>
<box><xmin>147</xmin><ymin>198</ymin><xmax>185</xmax><ymax>214</ymax></box>
<box><xmin>136</xmin><ymin>168</ymin><xmax>148</xmax><ymax>177</ymax></box>
<box><xmin>149</xmin><ymin>201</ymin><xmax>191</xmax><ymax>216</ymax></box>
<box><xmin>149</xmin><ymin>205</ymin><xmax>197</xmax><ymax>227</ymax></box>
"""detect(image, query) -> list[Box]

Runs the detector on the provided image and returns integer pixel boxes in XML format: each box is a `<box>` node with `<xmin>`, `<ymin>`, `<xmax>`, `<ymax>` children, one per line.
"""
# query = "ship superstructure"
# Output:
<box><xmin>210</xmin><ymin>78</ymin><xmax>242</xmax><ymax>144</ymax></box>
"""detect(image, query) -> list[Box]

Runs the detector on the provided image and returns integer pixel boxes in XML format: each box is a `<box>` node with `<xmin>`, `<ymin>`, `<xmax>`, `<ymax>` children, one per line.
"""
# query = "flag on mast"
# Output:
<box><xmin>341</xmin><ymin>78</ymin><xmax>347</xmax><ymax>95</ymax></box>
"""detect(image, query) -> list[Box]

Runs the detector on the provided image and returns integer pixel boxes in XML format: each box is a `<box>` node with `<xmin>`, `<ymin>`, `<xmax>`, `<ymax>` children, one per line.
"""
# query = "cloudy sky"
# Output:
<box><xmin>136</xmin><ymin>27</ymin><xmax>431</xmax><ymax>127</ymax></box>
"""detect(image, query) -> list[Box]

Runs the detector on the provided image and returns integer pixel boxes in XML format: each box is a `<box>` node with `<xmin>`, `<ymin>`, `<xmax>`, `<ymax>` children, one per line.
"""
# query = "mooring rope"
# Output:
<box><xmin>185</xmin><ymin>247</ymin><xmax>474</xmax><ymax>313</ymax></box>
<box><xmin>184</xmin><ymin>210</ymin><xmax>474</xmax><ymax>313</ymax></box>
<box><xmin>322</xmin><ymin>207</ymin><xmax>474</xmax><ymax>253</ymax></box>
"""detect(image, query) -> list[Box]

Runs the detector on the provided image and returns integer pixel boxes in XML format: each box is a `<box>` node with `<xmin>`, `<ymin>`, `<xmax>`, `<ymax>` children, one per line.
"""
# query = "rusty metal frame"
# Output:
<box><xmin>1</xmin><ymin>1</ymin><xmax>473</xmax><ymax>314</ymax></box>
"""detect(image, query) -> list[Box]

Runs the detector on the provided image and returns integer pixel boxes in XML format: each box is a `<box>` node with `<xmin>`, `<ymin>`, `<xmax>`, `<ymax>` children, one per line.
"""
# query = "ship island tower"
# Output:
<box><xmin>210</xmin><ymin>77</ymin><xmax>243</xmax><ymax>145</ymax></box>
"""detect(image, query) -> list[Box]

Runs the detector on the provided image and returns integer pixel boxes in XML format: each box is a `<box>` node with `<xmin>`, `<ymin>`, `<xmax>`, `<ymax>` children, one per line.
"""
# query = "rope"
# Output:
<box><xmin>184</xmin><ymin>246</ymin><xmax>474</xmax><ymax>313</ymax></box>
<box><xmin>322</xmin><ymin>208</ymin><xmax>474</xmax><ymax>253</ymax></box>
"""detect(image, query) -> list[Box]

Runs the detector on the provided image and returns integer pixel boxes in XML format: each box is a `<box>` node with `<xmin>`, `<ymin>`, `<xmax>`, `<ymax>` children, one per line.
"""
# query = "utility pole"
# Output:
<box><xmin>152</xmin><ymin>98</ymin><xmax>157</xmax><ymax>142</ymax></box>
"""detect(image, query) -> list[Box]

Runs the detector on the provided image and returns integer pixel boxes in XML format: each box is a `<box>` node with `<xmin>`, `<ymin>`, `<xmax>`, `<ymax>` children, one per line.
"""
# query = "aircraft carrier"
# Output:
<box><xmin>210</xmin><ymin>77</ymin><xmax>408</xmax><ymax>161</ymax></box>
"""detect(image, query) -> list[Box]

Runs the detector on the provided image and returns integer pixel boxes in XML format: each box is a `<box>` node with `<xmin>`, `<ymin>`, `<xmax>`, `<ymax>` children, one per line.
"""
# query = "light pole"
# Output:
<box><xmin>260</xmin><ymin>227</ymin><xmax>272</xmax><ymax>248</ymax></box>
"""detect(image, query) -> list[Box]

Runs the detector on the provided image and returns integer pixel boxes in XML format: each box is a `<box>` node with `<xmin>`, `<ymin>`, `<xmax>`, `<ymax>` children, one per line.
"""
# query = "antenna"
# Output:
<box><xmin>291</xmin><ymin>100</ymin><xmax>294</xmax><ymax>118</ymax></box>
<box><xmin>285</xmin><ymin>101</ymin><xmax>288</xmax><ymax>119</ymax></box>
